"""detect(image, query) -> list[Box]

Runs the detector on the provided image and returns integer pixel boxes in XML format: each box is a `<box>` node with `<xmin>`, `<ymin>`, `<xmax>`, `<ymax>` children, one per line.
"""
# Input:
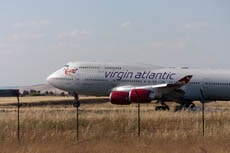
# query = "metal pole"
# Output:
<box><xmin>76</xmin><ymin>106</ymin><xmax>79</xmax><ymax>142</ymax></box>
<box><xmin>202</xmin><ymin>102</ymin><xmax>205</xmax><ymax>136</ymax></box>
<box><xmin>200</xmin><ymin>89</ymin><xmax>205</xmax><ymax>137</ymax></box>
<box><xmin>17</xmin><ymin>96</ymin><xmax>20</xmax><ymax>142</ymax></box>
<box><xmin>134</xmin><ymin>90</ymin><xmax>141</xmax><ymax>137</ymax></box>
<box><xmin>138</xmin><ymin>102</ymin><xmax>140</xmax><ymax>137</ymax></box>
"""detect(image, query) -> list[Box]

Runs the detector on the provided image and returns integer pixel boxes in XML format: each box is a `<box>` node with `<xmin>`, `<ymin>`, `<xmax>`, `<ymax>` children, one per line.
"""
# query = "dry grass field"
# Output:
<box><xmin>0</xmin><ymin>96</ymin><xmax>229</xmax><ymax>153</ymax></box>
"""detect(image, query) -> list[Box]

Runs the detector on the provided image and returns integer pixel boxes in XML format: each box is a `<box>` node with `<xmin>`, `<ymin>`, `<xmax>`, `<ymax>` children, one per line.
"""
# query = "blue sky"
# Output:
<box><xmin>0</xmin><ymin>0</ymin><xmax>229</xmax><ymax>86</ymax></box>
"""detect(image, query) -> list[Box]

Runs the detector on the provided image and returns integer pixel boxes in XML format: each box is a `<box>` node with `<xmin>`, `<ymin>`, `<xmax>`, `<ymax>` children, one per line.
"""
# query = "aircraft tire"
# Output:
<box><xmin>155</xmin><ymin>105</ymin><xmax>170</xmax><ymax>111</ymax></box>
<box><xmin>155</xmin><ymin>106</ymin><xmax>161</xmax><ymax>111</ymax></box>
<box><xmin>164</xmin><ymin>105</ymin><xmax>170</xmax><ymax>110</ymax></box>
<box><xmin>174</xmin><ymin>105</ymin><xmax>183</xmax><ymax>111</ymax></box>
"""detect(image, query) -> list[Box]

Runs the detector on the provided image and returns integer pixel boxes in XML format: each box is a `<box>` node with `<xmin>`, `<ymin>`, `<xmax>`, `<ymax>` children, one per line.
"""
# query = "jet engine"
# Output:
<box><xmin>110</xmin><ymin>89</ymin><xmax>154</xmax><ymax>104</ymax></box>
<box><xmin>129</xmin><ymin>89</ymin><xmax>152</xmax><ymax>103</ymax></box>
<box><xmin>110</xmin><ymin>91</ymin><xmax>131</xmax><ymax>105</ymax></box>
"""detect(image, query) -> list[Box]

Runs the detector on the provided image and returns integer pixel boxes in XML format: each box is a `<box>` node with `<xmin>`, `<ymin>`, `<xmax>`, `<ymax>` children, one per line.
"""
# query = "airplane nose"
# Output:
<box><xmin>47</xmin><ymin>74</ymin><xmax>54</xmax><ymax>85</ymax></box>
<box><xmin>47</xmin><ymin>75</ymin><xmax>51</xmax><ymax>84</ymax></box>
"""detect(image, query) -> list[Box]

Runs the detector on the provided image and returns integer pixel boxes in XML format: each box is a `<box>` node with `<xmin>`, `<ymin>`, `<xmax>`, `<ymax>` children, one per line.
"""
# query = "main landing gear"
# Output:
<box><xmin>73</xmin><ymin>94</ymin><xmax>80</xmax><ymax>108</ymax></box>
<box><xmin>174</xmin><ymin>102</ymin><xmax>195</xmax><ymax>111</ymax></box>
<box><xmin>154</xmin><ymin>99</ymin><xmax>196</xmax><ymax>111</ymax></box>
<box><xmin>155</xmin><ymin>99</ymin><xmax>170</xmax><ymax>111</ymax></box>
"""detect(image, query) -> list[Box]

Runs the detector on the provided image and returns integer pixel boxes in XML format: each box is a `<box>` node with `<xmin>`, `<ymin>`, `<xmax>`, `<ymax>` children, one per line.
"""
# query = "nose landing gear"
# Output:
<box><xmin>73</xmin><ymin>94</ymin><xmax>80</xmax><ymax>108</ymax></box>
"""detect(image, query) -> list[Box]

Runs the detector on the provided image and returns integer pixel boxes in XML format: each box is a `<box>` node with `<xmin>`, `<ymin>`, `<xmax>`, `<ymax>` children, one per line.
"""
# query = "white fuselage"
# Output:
<box><xmin>47</xmin><ymin>61</ymin><xmax>230</xmax><ymax>102</ymax></box>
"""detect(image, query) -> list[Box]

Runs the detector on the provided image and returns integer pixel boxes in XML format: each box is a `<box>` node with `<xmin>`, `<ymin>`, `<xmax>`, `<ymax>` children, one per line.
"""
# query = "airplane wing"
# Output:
<box><xmin>110</xmin><ymin>75</ymin><xmax>193</xmax><ymax>104</ymax></box>
<box><xmin>112</xmin><ymin>75</ymin><xmax>192</xmax><ymax>92</ymax></box>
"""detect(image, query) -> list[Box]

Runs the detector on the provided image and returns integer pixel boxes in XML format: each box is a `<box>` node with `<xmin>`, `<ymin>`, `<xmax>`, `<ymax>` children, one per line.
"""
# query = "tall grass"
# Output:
<box><xmin>0</xmin><ymin>98</ymin><xmax>229</xmax><ymax>153</ymax></box>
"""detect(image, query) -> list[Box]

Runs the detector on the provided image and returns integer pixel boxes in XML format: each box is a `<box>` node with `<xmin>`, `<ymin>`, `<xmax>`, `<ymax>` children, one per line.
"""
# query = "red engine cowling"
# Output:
<box><xmin>129</xmin><ymin>89</ymin><xmax>151</xmax><ymax>103</ymax></box>
<box><xmin>110</xmin><ymin>91</ymin><xmax>131</xmax><ymax>105</ymax></box>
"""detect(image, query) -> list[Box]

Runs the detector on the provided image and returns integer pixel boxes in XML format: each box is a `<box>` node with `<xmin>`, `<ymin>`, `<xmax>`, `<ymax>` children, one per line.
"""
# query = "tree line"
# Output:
<box><xmin>21</xmin><ymin>89</ymin><xmax>68</xmax><ymax>97</ymax></box>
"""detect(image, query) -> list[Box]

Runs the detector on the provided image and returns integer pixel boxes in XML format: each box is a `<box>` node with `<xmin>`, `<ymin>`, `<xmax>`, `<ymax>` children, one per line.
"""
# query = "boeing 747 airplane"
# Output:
<box><xmin>47</xmin><ymin>61</ymin><xmax>230</xmax><ymax>110</ymax></box>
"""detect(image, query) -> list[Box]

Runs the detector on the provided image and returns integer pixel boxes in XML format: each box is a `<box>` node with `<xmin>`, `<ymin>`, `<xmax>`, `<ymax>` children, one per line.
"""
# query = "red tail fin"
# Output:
<box><xmin>177</xmin><ymin>75</ymin><xmax>193</xmax><ymax>84</ymax></box>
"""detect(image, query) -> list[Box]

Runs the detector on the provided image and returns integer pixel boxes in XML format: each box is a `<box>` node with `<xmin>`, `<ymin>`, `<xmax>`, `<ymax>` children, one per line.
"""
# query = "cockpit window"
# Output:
<box><xmin>64</xmin><ymin>64</ymin><xmax>69</xmax><ymax>67</ymax></box>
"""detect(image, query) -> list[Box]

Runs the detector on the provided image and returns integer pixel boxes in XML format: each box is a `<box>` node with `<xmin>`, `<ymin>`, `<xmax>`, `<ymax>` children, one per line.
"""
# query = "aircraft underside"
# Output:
<box><xmin>70</xmin><ymin>89</ymin><xmax>196</xmax><ymax>111</ymax></box>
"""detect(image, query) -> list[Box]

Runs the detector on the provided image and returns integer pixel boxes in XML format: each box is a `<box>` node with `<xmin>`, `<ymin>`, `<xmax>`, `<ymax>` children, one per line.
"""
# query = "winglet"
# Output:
<box><xmin>177</xmin><ymin>75</ymin><xmax>193</xmax><ymax>84</ymax></box>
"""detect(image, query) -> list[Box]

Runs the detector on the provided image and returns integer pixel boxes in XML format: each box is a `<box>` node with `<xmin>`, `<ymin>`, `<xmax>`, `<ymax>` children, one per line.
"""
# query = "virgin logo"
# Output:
<box><xmin>64</xmin><ymin>68</ymin><xmax>78</xmax><ymax>75</ymax></box>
